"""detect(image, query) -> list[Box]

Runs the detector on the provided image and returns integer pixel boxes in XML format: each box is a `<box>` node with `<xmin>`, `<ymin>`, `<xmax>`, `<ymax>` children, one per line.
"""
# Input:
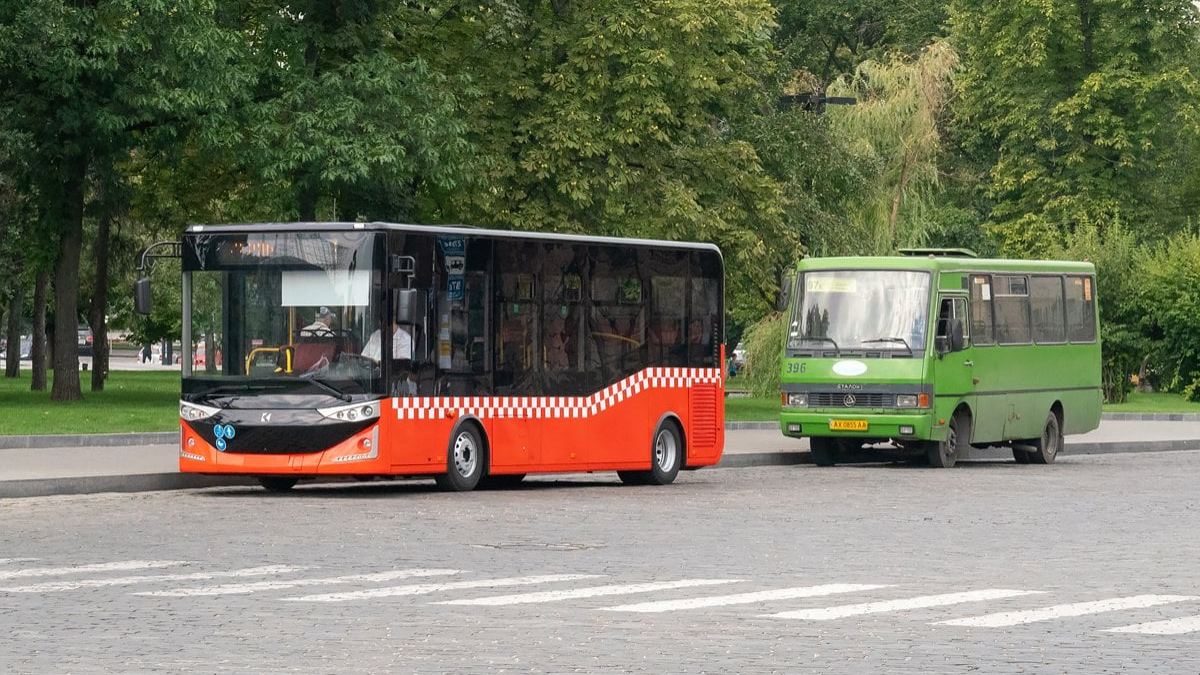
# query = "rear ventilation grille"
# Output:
<box><xmin>689</xmin><ymin>384</ymin><xmax>720</xmax><ymax>455</ymax></box>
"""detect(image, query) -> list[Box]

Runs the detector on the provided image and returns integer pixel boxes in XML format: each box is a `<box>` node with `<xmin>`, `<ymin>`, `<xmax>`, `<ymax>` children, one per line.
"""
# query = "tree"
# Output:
<box><xmin>0</xmin><ymin>0</ymin><xmax>252</xmax><ymax>400</ymax></box>
<box><xmin>950</xmin><ymin>0</ymin><xmax>1200</xmax><ymax>256</ymax></box>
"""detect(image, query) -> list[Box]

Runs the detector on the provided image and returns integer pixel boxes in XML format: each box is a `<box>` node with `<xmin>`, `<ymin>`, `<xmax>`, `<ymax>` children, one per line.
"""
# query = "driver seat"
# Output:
<box><xmin>292</xmin><ymin>340</ymin><xmax>339</xmax><ymax>373</ymax></box>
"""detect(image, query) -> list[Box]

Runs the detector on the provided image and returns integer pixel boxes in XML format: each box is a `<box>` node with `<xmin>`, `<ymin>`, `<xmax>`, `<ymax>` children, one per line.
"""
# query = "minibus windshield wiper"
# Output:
<box><xmin>301</xmin><ymin>374</ymin><xmax>352</xmax><ymax>402</ymax></box>
<box><xmin>861</xmin><ymin>337</ymin><xmax>914</xmax><ymax>356</ymax></box>
<box><xmin>792</xmin><ymin>336</ymin><xmax>840</xmax><ymax>354</ymax></box>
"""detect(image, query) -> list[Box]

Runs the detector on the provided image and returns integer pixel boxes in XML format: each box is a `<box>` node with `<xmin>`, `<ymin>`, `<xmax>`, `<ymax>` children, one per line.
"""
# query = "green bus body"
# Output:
<box><xmin>779</xmin><ymin>255</ymin><xmax>1102</xmax><ymax>452</ymax></box>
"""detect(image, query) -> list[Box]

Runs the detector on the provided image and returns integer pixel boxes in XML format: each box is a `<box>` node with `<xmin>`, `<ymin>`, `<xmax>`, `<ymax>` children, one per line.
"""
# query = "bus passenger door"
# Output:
<box><xmin>932</xmin><ymin>295</ymin><xmax>978</xmax><ymax>442</ymax></box>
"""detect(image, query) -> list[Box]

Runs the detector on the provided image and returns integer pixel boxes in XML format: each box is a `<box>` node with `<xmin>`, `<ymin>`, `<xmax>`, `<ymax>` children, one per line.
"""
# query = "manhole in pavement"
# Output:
<box><xmin>470</xmin><ymin>541</ymin><xmax>605</xmax><ymax>551</ymax></box>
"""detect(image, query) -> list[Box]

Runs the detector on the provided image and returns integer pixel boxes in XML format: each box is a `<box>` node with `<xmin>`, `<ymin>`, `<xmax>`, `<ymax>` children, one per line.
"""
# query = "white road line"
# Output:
<box><xmin>437</xmin><ymin>579</ymin><xmax>742</xmax><ymax>607</ymax></box>
<box><xmin>0</xmin><ymin>558</ymin><xmax>40</xmax><ymax>565</ymax></box>
<box><xmin>768</xmin><ymin>589</ymin><xmax>1043</xmax><ymax>621</ymax></box>
<box><xmin>0</xmin><ymin>565</ymin><xmax>302</xmax><ymax>593</ymax></box>
<box><xmin>1104</xmin><ymin>615</ymin><xmax>1200</xmax><ymax>635</ymax></box>
<box><xmin>938</xmin><ymin>595</ymin><xmax>1200</xmax><ymax>627</ymax></box>
<box><xmin>0</xmin><ymin>560</ymin><xmax>186</xmax><ymax>581</ymax></box>
<box><xmin>600</xmin><ymin>583</ymin><xmax>889</xmax><ymax>613</ymax></box>
<box><xmin>284</xmin><ymin>574</ymin><xmax>603</xmax><ymax>603</ymax></box>
<box><xmin>137</xmin><ymin>568</ymin><xmax>461</xmax><ymax>597</ymax></box>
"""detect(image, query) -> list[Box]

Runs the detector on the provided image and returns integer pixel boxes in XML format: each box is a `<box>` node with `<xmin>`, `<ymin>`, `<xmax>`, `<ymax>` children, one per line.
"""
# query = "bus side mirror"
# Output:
<box><xmin>394</xmin><ymin>288</ymin><xmax>426</xmax><ymax>326</ymax></box>
<box><xmin>134</xmin><ymin>277</ymin><xmax>153</xmax><ymax>315</ymax></box>
<box><xmin>777</xmin><ymin>271</ymin><xmax>796</xmax><ymax>312</ymax></box>
<box><xmin>949</xmin><ymin>319</ymin><xmax>965</xmax><ymax>352</ymax></box>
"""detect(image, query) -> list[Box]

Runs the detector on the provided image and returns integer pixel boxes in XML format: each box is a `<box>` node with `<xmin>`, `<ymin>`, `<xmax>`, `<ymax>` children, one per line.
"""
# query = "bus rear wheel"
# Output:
<box><xmin>1025</xmin><ymin>411</ymin><xmax>1063</xmax><ymax>465</ymax></box>
<box><xmin>619</xmin><ymin>421</ymin><xmax>683</xmax><ymax>486</ymax></box>
<box><xmin>927</xmin><ymin>412</ymin><xmax>968</xmax><ymax>468</ymax></box>
<box><xmin>435</xmin><ymin>425</ymin><xmax>485</xmax><ymax>491</ymax></box>
<box><xmin>258</xmin><ymin>477</ymin><xmax>298</xmax><ymax>492</ymax></box>
<box><xmin>810</xmin><ymin>438</ymin><xmax>839</xmax><ymax>467</ymax></box>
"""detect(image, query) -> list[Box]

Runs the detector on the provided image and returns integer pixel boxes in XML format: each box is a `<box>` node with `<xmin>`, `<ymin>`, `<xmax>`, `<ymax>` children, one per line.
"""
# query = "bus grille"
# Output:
<box><xmin>689</xmin><ymin>384</ymin><xmax>721</xmax><ymax>455</ymax></box>
<box><xmin>808</xmin><ymin>392</ymin><xmax>893</xmax><ymax>408</ymax></box>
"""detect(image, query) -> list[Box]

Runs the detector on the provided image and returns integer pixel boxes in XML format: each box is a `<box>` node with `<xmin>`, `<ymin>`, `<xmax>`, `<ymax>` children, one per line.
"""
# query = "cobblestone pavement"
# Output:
<box><xmin>1</xmin><ymin>451</ymin><xmax>1198</xmax><ymax>673</ymax></box>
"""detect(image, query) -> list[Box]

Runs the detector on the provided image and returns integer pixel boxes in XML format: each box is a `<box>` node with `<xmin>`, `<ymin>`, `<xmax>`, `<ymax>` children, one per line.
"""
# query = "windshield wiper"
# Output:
<box><xmin>193</xmin><ymin>383</ymin><xmax>286</xmax><ymax>405</ymax></box>
<box><xmin>301</xmin><ymin>374</ymin><xmax>352</xmax><ymax>402</ymax></box>
<box><xmin>790</xmin><ymin>336</ymin><xmax>840</xmax><ymax>354</ymax></box>
<box><xmin>861</xmin><ymin>337</ymin><xmax>914</xmax><ymax>356</ymax></box>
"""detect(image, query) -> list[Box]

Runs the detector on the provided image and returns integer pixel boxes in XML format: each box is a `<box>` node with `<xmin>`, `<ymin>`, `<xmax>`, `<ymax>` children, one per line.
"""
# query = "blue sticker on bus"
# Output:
<box><xmin>215</xmin><ymin>437</ymin><xmax>227</xmax><ymax>452</ymax></box>
<box><xmin>214</xmin><ymin>424</ymin><xmax>226</xmax><ymax>439</ymax></box>
<box><xmin>225</xmin><ymin>425</ymin><xmax>236</xmax><ymax>439</ymax></box>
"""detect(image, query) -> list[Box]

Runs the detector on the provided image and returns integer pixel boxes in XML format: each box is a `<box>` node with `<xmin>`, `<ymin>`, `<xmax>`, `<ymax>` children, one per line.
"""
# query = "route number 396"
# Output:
<box><xmin>785</xmin><ymin>362</ymin><xmax>806</xmax><ymax>374</ymax></box>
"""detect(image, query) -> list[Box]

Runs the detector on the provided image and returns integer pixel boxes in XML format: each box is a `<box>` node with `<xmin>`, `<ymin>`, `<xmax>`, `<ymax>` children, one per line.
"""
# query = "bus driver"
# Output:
<box><xmin>362</xmin><ymin>322</ymin><xmax>413</xmax><ymax>362</ymax></box>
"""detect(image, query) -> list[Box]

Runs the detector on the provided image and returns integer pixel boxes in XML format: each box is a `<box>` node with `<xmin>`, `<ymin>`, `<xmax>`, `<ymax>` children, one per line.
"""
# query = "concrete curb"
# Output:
<box><xmin>1</xmin><ymin>412</ymin><xmax>1197</xmax><ymax>450</ymax></box>
<box><xmin>4</xmin><ymin>438</ymin><xmax>1197</xmax><ymax>500</ymax></box>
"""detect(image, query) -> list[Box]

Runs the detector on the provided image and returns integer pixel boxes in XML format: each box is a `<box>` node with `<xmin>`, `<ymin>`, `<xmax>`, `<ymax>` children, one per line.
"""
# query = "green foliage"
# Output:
<box><xmin>950</xmin><ymin>0</ymin><xmax>1200</xmax><ymax>255</ymax></box>
<box><xmin>741</xmin><ymin>312</ymin><xmax>786</xmax><ymax>397</ymax></box>
<box><xmin>1135</xmin><ymin>232</ymin><xmax>1200</xmax><ymax>401</ymax></box>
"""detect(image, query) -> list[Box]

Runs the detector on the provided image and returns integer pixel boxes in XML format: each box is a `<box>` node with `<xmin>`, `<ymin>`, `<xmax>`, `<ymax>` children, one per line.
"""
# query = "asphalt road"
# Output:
<box><xmin>2</xmin><ymin>451</ymin><xmax>1198</xmax><ymax>673</ymax></box>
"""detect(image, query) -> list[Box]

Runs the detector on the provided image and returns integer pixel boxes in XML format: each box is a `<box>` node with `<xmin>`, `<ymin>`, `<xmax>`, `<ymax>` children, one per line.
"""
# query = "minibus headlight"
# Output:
<box><xmin>896</xmin><ymin>394</ymin><xmax>918</xmax><ymax>408</ymax></box>
<box><xmin>180</xmin><ymin>400</ymin><xmax>221</xmax><ymax>421</ymax></box>
<box><xmin>786</xmin><ymin>393</ymin><xmax>807</xmax><ymax>408</ymax></box>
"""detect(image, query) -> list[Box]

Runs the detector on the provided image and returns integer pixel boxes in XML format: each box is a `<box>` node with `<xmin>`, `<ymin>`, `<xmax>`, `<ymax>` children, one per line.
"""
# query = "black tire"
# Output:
<box><xmin>258</xmin><ymin>477</ymin><xmax>298</xmax><ymax>492</ymax></box>
<box><xmin>478</xmin><ymin>473</ymin><xmax>526</xmax><ymax>490</ymax></box>
<box><xmin>619</xmin><ymin>420</ymin><xmax>683</xmax><ymax>485</ymax></box>
<box><xmin>1026</xmin><ymin>411</ymin><xmax>1063</xmax><ymax>465</ymax></box>
<box><xmin>1012</xmin><ymin>447</ymin><xmax>1032</xmax><ymax>464</ymax></box>
<box><xmin>927</xmin><ymin>410</ymin><xmax>968</xmax><ymax>468</ymax></box>
<box><xmin>435</xmin><ymin>424</ymin><xmax>486</xmax><ymax>491</ymax></box>
<box><xmin>810</xmin><ymin>437</ymin><xmax>838</xmax><ymax>467</ymax></box>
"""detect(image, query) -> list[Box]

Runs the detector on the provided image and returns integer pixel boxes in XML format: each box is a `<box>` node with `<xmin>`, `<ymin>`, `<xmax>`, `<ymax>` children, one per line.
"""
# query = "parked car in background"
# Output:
<box><xmin>732</xmin><ymin>342</ymin><xmax>746</xmax><ymax>367</ymax></box>
<box><xmin>77</xmin><ymin>326</ymin><xmax>94</xmax><ymax>356</ymax></box>
<box><xmin>0</xmin><ymin>335</ymin><xmax>32</xmax><ymax>361</ymax></box>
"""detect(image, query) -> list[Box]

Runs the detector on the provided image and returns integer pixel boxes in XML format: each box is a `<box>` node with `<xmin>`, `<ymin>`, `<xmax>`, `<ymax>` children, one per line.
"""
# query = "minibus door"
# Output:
<box><xmin>932</xmin><ymin>294</ymin><xmax>977</xmax><ymax>441</ymax></box>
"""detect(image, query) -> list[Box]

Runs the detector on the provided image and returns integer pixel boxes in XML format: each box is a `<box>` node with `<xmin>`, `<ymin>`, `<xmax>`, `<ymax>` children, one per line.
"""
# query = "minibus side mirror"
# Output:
<box><xmin>394</xmin><ymin>288</ymin><xmax>426</xmax><ymax>326</ymax></box>
<box><xmin>949</xmin><ymin>319</ymin><xmax>965</xmax><ymax>352</ymax></box>
<box><xmin>134</xmin><ymin>277</ymin><xmax>153</xmax><ymax>315</ymax></box>
<box><xmin>777</xmin><ymin>270</ymin><xmax>796</xmax><ymax>312</ymax></box>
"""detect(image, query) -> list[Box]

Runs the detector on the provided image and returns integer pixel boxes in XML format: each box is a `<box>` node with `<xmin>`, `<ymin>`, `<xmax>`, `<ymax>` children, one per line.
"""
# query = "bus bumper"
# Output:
<box><xmin>179</xmin><ymin>421</ymin><xmax>392</xmax><ymax>475</ymax></box>
<box><xmin>779</xmin><ymin>410</ymin><xmax>935</xmax><ymax>441</ymax></box>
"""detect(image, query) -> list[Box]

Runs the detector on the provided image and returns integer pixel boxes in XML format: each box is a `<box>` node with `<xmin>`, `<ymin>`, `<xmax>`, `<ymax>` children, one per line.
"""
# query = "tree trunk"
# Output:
<box><xmin>4</xmin><ymin>289</ymin><xmax>21</xmax><ymax>378</ymax></box>
<box><xmin>31</xmin><ymin>270</ymin><xmax>49</xmax><ymax>391</ymax></box>
<box><xmin>888</xmin><ymin>151</ymin><xmax>913</xmax><ymax>250</ymax></box>
<box><xmin>50</xmin><ymin>155</ymin><xmax>88</xmax><ymax>402</ymax></box>
<box><xmin>89</xmin><ymin>210</ymin><xmax>112</xmax><ymax>391</ymax></box>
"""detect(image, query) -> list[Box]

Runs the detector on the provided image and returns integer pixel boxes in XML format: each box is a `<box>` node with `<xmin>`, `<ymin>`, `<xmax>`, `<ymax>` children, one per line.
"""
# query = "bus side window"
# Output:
<box><xmin>1065</xmin><ymin>275</ymin><xmax>1097</xmax><ymax>342</ymax></box>
<box><xmin>1030</xmin><ymin>275</ymin><xmax>1066</xmax><ymax>343</ymax></box>
<box><xmin>970</xmin><ymin>275</ymin><xmax>994</xmax><ymax>345</ymax></box>
<box><xmin>993</xmin><ymin>275</ymin><xmax>1032</xmax><ymax>344</ymax></box>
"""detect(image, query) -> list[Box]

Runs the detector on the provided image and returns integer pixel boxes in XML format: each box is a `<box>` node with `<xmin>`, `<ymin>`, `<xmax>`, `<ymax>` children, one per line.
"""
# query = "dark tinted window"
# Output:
<box><xmin>993</xmin><ymin>275</ymin><xmax>1031</xmax><ymax>344</ymax></box>
<box><xmin>969</xmin><ymin>275</ymin><xmax>994</xmax><ymax>345</ymax></box>
<box><xmin>587</xmin><ymin>246</ymin><xmax>645</xmax><ymax>385</ymax></box>
<box><xmin>1065</xmin><ymin>275</ymin><xmax>1097</xmax><ymax>342</ymax></box>
<box><xmin>1030</xmin><ymin>276</ymin><xmax>1066</xmax><ymax>343</ymax></box>
<box><xmin>495</xmin><ymin>241</ymin><xmax>540</xmax><ymax>394</ymax></box>
<box><xmin>689</xmin><ymin>252</ymin><xmax>722</xmax><ymax>367</ymax></box>
<box><xmin>542</xmin><ymin>244</ymin><xmax>588</xmax><ymax>393</ymax></box>
<box><xmin>646</xmin><ymin>249</ymin><xmax>689</xmax><ymax>367</ymax></box>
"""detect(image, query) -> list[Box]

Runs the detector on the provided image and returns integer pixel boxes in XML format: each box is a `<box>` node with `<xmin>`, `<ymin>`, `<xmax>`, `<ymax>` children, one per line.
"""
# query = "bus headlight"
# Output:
<box><xmin>317</xmin><ymin>400</ymin><xmax>382</xmax><ymax>422</ymax></box>
<box><xmin>180</xmin><ymin>400</ymin><xmax>221</xmax><ymax>421</ymax></box>
<box><xmin>784</xmin><ymin>393</ymin><xmax>807</xmax><ymax>408</ymax></box>
<box><xmin>896</xmin><ymin>394</ymin><xmax>931</xmax><ymax>408</ymax></box>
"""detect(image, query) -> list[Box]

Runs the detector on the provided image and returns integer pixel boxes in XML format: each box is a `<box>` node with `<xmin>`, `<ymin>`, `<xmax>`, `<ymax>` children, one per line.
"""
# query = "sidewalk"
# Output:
<box><xmin>3</xmin><ymin>420</ymin><xmax>1200</xmax><ymax>499</ymax></box>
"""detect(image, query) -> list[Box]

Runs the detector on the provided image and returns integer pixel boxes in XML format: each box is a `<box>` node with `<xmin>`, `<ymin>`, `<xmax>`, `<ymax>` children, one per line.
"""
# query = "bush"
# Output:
<box><xmin>1135</xmin><ymin>232</ymin><xmax>1200</xmax><ymax>401</ymax></box>
<box><xmin>741</xmin><ymin>312</ymin><xmax>785</xmax><ymax>397</ymax></box>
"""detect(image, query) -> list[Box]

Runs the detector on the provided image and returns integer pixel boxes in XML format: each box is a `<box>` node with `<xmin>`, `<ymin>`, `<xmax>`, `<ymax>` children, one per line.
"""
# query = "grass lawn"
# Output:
<box><xmin>0</xmin><ymin>371</ymin><xmax>180</xmax><ymax>436</ymax></box>
<box><xmin>1102</xmin><ymin>391</ymin><xmax>1200</xmax><ymax>414</ymax></box>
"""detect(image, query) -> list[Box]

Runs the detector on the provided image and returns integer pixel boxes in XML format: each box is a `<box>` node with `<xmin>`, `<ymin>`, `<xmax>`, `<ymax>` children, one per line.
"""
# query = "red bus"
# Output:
<box><xmin>171</xmin><ymin>223</ymin><xmax>725</xmax><ymax>491</ymax></box>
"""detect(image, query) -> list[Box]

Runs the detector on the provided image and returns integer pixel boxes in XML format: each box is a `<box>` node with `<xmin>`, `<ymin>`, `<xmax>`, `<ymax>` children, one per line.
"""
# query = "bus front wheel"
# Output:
<box><xmin>619</xmin><ymin>421</ymin><xmax>683</xmax><ymax>486</ymax></box>
<box><xmin>435</xmin><ymin>425</ymin><xmax>486</xmax><ymax>491</ymax></box>
<box><xmin>927</xmin><ymin>412</ymin><xmax>968</xmax><ymax>468</ymax></box>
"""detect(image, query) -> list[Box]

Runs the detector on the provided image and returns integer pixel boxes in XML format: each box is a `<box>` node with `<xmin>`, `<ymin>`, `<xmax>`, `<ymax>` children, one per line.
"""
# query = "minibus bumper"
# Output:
<box><xmin>779</xmin><ymin>410</ymin><xmax>935</xmax><ymax>441</ymax></box>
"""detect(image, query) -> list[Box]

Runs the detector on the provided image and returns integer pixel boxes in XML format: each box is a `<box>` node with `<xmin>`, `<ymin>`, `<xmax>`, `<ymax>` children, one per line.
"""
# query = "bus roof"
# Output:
<box><xmin>796</xmin><ymin>255</ymin><xmax>1095</xmax><ymax>275</ymax></box>
<box><xmin>185</xmin><ymin>221</ymin><xmax>722</xmax><ymax>256</ymax></box>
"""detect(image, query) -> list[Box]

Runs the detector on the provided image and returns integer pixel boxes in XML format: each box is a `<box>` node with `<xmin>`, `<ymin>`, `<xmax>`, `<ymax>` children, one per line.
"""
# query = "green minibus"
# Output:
<box><xmin>779</xmin><ymin>249</ymin><xmax>1102</xmax><ymax>468</ymax></box>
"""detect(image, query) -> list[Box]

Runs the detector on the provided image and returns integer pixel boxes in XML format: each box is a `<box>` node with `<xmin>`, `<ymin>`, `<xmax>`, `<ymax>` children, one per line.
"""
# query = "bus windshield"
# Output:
<box><xmin>183</xmin><ymin>231</ymin><xmax>384</xmax><ymax>400</ymax></box>
<box><xmin>787</xmin><ymin>270</ymin><xmax>930</xmax><ymax>356</ymax></box>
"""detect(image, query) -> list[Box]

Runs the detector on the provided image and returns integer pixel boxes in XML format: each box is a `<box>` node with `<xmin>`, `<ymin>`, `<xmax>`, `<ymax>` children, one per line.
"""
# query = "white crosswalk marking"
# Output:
<box><xmin>0</xmin><ymin>560</ymin><xmax>185</xmax><ymax>581</ymax></box>
<box><xmin>600</xmin><ymin>583</ymin><xmax>889</xmax><ymax>613</ymax></box>
<box><xmin>768</xmin><ymin>589</ymin><xmax>1043</xmax><ymax>621</ymax></box>
<box><xmin>284</xmin><ymin>574</ymin><xmax>603</xmax><ymax>603</ymax></box>
<box><xmin>1104</xmin><ymin>615</ymin><xmax>1200</xmax><ymax>635</ymax></box>
<box><xmin>437</xmin><ymin>579</ymin><xmax>741</xmax><ymax>606</ymax></box>
<box><xmin>938</xmin><ymin>595</ymin><xmax>1199</xmax><ymax>627</ymax></box>
<box><xmin>137</xmin><ymin>568</ymin><xmax>461</xmax><ymax>597</ymax></box>
<box><xmin>0</xmin><ymin>565</ymin><xmax>302</xmax><ymax>593</ymax></box>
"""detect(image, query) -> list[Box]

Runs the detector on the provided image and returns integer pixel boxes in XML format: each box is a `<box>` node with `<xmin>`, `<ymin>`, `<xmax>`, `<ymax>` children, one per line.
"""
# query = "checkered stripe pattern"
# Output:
<box><xmin>392</xmin><ymin>367</ymin><xmax>722</xmax><ymax>421</ymax></box>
